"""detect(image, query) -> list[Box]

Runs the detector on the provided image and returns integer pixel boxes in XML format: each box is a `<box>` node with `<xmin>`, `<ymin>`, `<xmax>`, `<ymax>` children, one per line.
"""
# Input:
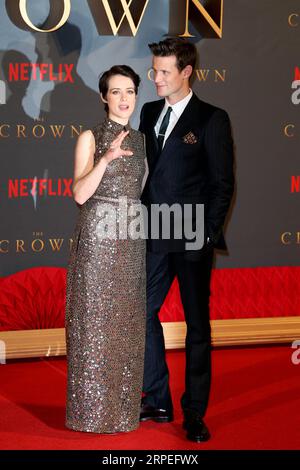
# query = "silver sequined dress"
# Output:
<box><xmin>65</xmin><ymin>118</ymin><xmax>146</xmax><ymax>433</ymax></box>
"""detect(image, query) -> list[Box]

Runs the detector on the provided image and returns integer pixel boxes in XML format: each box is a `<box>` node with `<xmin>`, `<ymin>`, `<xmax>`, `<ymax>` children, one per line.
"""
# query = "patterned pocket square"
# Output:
<box><xmin>182</xmin><ymin>131</ymin><xmax>198</xmax><ymax>144</ymax></box>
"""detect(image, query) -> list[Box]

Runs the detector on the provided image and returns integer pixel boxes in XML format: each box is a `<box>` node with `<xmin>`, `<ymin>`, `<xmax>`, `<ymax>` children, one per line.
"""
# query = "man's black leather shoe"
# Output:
<box><xmin>183</xmin><ymin>412</ymin><xmax>210</xmax><ymax>442</ymax></box>
<box><xmin>140</xmin><ymin>403</ymin><xmax>174</xmax><ymax>423</ymax></box>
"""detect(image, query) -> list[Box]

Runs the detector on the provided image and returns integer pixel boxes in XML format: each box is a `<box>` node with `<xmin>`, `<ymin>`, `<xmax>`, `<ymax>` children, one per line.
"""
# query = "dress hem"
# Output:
<box><xmin>65</xmin><ymin>421</ymin><xmax>140</xmax><ymax>434</ymax></box>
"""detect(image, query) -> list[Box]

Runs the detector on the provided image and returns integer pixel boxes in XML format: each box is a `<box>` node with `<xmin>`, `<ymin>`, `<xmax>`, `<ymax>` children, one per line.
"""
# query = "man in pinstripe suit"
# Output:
<box><xmin>139</xmin><ymin>37</ymin><xmax>234</xmax><ymax>442</ymax></box>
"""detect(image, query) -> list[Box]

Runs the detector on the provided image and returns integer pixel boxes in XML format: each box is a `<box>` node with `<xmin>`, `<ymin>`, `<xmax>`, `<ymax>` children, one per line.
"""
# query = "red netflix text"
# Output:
<box><xmin>8</xmin><ymin>63</ymin><xmax>74</xmax><ymax>83</ymax></box>
<box><xmin>291</xmin><ymin>176</ymin><xmax>300</xmax><ymax>193</ymax></box>
<box><xmin>8</xmin><ymin>178</ymin><xmax>73</xmax><ymax>197</ymax></box>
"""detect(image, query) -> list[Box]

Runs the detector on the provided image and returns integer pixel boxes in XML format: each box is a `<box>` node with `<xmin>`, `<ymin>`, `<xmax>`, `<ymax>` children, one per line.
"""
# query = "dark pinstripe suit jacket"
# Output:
<box><xmin>139</xmin><ymin>93</ymin><xmax>234</xmax><ymax>253</ymax></box>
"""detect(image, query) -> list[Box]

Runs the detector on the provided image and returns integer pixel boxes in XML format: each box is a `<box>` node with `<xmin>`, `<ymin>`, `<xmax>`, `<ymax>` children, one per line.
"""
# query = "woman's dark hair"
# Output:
<box><xmin>99</xmin><ymin>65</ymin><xmax>141</xmax><ymax>112</ymax></box>
<box><xmin>149</xmin><ymin>37</ymin><xmax>197</xmax><ymax>72</ymax></box>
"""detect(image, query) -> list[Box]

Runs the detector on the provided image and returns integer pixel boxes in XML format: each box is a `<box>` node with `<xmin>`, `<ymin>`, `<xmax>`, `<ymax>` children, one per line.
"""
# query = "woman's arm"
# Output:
<box><xmin>72</xmin><ymin>129</ymin><xmax>132</xmax><ymax>205</ymax></box>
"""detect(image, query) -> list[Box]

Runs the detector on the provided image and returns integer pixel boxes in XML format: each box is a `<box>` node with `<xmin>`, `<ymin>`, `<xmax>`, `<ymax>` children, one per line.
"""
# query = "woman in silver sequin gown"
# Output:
<box><xmin>65</xmin><ymin>66</ymin><xmax>146</xmax><ymax>433</ymax></box>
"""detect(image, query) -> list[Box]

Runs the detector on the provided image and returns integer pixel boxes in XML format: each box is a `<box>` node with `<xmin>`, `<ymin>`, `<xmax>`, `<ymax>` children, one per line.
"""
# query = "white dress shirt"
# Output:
<box><xmin>154</xmin><ymin>89</ymin><xmax>193</xmax><ymax>148</ymax></box>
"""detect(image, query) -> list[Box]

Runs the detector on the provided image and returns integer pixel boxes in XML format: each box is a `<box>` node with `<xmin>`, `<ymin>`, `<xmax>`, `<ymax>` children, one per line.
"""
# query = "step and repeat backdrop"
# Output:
<box><xmin>0</xmin><ymin>0</ymin><xmax>299</xmax><ymax>330</ymax></box>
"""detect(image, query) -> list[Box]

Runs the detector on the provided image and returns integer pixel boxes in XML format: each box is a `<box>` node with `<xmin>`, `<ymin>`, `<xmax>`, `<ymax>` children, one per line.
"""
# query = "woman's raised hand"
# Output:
<box><xmin>103</xmin><ymin>130</ymin><xmax>133</xmax><ymax>164</ymax></box>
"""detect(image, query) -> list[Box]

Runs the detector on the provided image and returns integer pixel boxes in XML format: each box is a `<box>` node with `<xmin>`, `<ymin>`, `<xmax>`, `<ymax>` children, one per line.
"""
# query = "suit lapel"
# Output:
<box><xmin>154</xmin><ymin>94</ymin><xmax>200</xmax><ymax>172</ymax></box>
<box><xmin>165</xmin><ymin>93</ymin><xmax>199</xmax><ymax>145</ymax></box>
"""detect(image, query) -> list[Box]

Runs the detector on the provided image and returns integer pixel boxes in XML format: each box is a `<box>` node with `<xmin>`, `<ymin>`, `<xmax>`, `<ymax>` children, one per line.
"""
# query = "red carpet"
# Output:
<box><xmin>0</xmin><ymin>345</ymin><xmax>299</xmax><ymax>450</ymax></box>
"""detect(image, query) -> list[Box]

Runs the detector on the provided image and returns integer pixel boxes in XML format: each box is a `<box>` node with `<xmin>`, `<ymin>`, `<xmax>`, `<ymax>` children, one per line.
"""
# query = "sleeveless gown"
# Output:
<box><xmin>65</xmin><ymin>118</ymin><xmax>146</xmax><ymax>433</ymax></box>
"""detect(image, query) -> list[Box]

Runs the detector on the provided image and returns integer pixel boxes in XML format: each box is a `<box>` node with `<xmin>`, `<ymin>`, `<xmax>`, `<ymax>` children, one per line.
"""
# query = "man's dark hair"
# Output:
<box><xmin>99</xmin><ymin>65</ymin><xmax>141</xmax><ymax>112</ymax></box>
<box><xmin>148</xmin><ymin>37</ymin><xmax>197</xmax><ymax>72</ymax></box>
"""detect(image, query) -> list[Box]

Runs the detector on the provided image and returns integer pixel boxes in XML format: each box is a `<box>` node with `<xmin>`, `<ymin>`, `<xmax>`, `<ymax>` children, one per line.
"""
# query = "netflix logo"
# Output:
<box><xmin>8</xmin><ymin>63</ymin><xmax>74</xmax><ymax>83</ymax></box>
<box><xmin>8</xmin><ymin>178</ymin><xmax>73</xmax><ymax>198</ymax></box>
<box><xmin>291</xmin><ymin>176</ymin><xmax>300</xmax><ymax>192</ymax></box>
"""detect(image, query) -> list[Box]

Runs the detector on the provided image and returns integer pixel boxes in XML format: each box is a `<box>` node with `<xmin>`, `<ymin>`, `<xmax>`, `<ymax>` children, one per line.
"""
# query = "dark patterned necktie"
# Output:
<box><xmin>157</xmin><ymin>106</ymin><xmax>172</xmax><ymax>152</ymax></box>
